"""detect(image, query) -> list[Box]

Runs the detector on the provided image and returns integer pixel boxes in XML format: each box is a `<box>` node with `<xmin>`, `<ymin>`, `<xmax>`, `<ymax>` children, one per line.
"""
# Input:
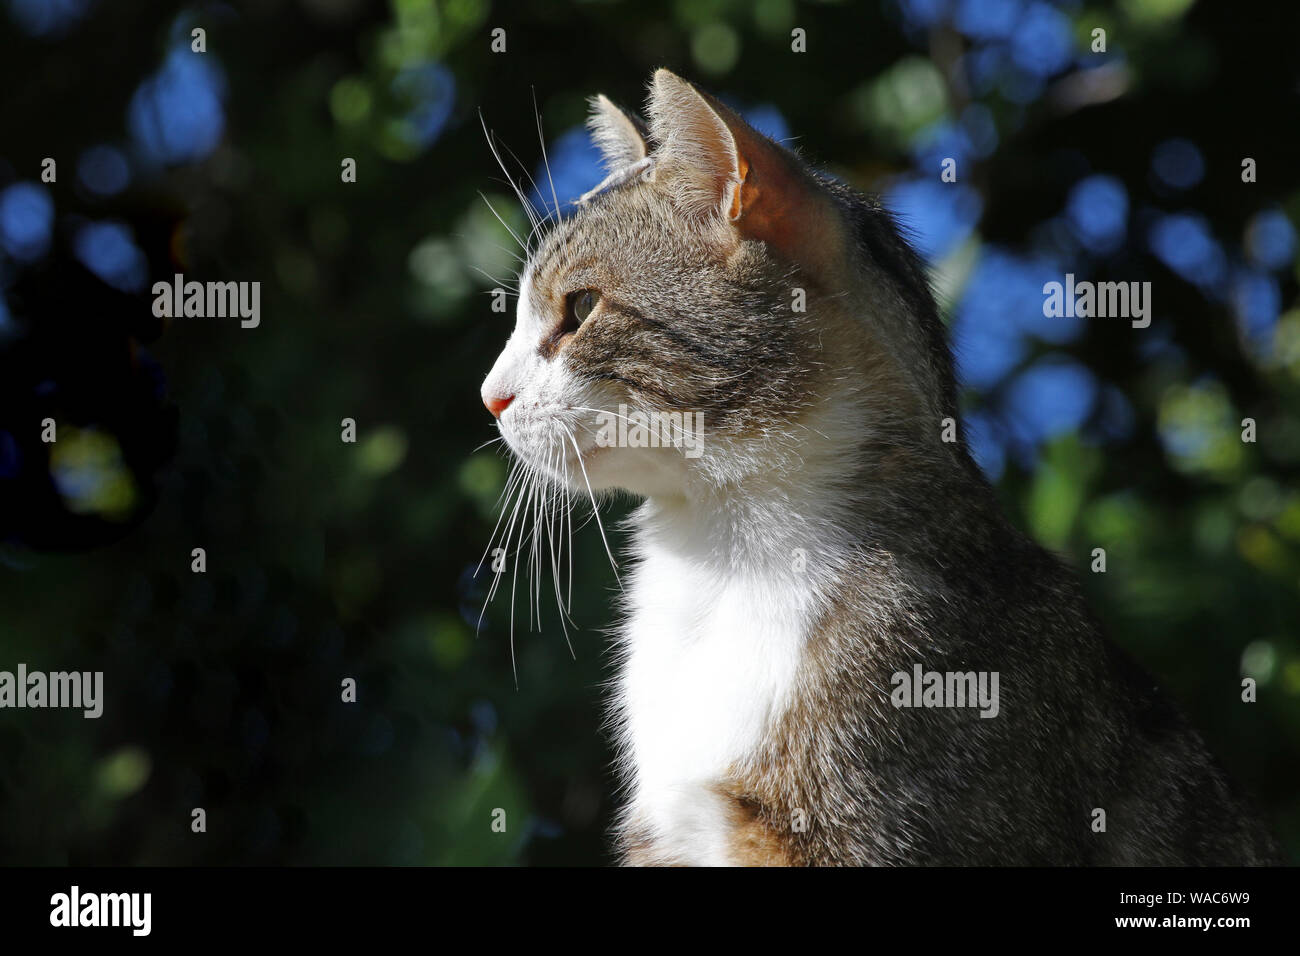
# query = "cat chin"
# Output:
<box><xmin>578</xmin><ymin>447</ymin><xmax>693</xmax><ymax>498</ymax></box>
<box><xmin>498</xmin><ymin>414</ymin><xmax>694</xmax><ymax>497</ymax></box>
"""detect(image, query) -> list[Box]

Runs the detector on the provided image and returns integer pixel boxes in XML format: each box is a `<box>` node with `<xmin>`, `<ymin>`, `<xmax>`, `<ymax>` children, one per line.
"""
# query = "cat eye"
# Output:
<box><xmin>566</xmin><ymin>289</ymin><xmax>599</xmax><ymax>327</ymax></box>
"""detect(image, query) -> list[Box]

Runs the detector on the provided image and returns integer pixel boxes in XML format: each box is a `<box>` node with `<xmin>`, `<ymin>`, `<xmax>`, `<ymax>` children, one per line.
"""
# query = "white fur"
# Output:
<box><xmin>615</xmin><ymin>523</ymin><xmax>814</xmax><ymax>865</ymax></box>
<box><xmin>483</xmin><ymin>257</ymin><xmax>858</xmax><ymax>867</ymax></box>
<box><xmin>482</xmin><ymin>273</ymin><xmax>692</xmax><ymax>497</ymax></box>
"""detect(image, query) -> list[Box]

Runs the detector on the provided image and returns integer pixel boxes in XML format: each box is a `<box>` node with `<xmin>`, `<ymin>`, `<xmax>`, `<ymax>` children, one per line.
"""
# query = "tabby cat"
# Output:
<box><xmin>480</xmin><ymin>69</ymin><xmax>1279</xmax><ymax>866</ymax></box>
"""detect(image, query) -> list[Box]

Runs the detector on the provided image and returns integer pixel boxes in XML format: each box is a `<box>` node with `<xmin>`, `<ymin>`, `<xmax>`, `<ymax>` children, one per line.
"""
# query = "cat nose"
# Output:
<box><xmin>483</xmin><ymin>393</ymin><xmax>515</xmax><ymax>418</ymax></box>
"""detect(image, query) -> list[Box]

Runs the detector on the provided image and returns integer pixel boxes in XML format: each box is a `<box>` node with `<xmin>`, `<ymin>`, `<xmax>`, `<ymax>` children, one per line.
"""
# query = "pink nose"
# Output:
<box><xmin>484</xmin><ymin>393</ymin><xmax>515</xmax><ymax>418</ymax></box>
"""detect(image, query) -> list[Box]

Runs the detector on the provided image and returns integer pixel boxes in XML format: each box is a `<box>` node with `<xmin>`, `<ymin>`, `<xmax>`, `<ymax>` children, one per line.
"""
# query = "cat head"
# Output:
<box><xmin>481</xmin><ymin>69</ymin><xmax>959</xmax><ymax>501</ymax></box>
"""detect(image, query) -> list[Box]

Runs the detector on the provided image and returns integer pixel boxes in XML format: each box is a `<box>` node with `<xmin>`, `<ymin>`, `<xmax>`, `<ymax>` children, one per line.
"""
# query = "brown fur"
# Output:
<box><xmin>497</xmin><ymin>70</ymin><xmax>1281</xmax><ymax>866</ymax></box>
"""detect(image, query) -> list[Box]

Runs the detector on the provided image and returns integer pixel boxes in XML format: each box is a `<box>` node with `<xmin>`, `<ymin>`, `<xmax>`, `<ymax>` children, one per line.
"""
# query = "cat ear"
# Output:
<box><xmin>586</xmin><ymin>94</ymin><xmax>649</xmax><ymax>172</ymax></box>
<box><xmin>646</xmin><ymin>69</ymin><xmax>843</xmax><ymax>274</ymax></box>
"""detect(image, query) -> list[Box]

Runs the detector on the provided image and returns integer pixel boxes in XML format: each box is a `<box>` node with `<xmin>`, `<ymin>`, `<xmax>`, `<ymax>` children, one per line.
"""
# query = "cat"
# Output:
<box><xmin>480</xmin><ymin>69</ymin><xmax>1281</xmax><ymax>866</ymax></box>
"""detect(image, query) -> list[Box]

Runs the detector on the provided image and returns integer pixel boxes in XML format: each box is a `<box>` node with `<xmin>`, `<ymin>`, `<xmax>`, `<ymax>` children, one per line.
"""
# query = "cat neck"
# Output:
<box><xmin>630</xmin><ymin>439</ymin><xmax>876</xmax><ymax>589</ymax></box>
<box><xmin>629</xmin><ymin>420</ymin><xmax>986</xmax><ymax>590</ymax></box>
<box><xmin>631</xmin><ymin>493</ymin><xmax>839</xmax><ymax>598</ymax></box>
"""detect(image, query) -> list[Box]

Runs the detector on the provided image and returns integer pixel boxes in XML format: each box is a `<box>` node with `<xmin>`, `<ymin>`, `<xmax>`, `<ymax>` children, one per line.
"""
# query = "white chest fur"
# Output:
<box><xmin>616</xmin><ymin>538</ymin><xmax>812</xmax><ymax>866</ymax></box>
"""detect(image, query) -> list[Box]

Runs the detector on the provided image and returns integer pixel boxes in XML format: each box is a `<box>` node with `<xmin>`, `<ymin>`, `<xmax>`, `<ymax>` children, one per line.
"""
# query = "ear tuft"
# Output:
<box><xmin>643</xmin><ymin>69</ymin><xmax>848</xmax><ymax>281</ymax></box>
<box><xmin>646</xmin><ymin>69</ymin><xmax>743</xmax><ymax>222</ymax></box>
<box><xmin>586</xmin><ymin>94</ymin><xmax>649</xmax><ymax>172</ymax></box>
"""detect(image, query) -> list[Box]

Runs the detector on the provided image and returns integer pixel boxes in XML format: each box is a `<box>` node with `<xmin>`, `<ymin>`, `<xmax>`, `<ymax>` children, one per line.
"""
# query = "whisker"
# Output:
<box><xmin>506</xmin><ymin>460</ymin><xmax>541</xmax><ymax>688</ymax></box>
<box><xmin>479</xmin><ymin>110</ymin><xmax>540</xmax><ymax>236</ymax></box>
<box><xmin>478</xmin><ymin>190</ymin><xmax>530</xmax><ymax>258</ymax></box>
<box><xmin>564</xmin><ymin>429</ymin><xmax>622</xmax><ymax>588</ymax></box>
<box><xmin>469</xmin><ymin>265</ymin><xmax>520</xmax><ymax>293</ymax></box>
<box><xmin>476</xmin><ymin>457</ymin><xmax>527</xmax><ymax>576</ymax></box>
<box><xmin>500</xmin><ymin>138</ymin><xmax>560</xmax><ymax>250</ymax></box>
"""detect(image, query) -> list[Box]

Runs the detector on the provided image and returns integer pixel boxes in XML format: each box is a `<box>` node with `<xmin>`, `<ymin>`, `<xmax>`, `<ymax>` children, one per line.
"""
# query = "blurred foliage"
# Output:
<box><xmin>0</xmin><ymin>0</ymin><xmax>1298</xmax><ymax>864</ymax></box>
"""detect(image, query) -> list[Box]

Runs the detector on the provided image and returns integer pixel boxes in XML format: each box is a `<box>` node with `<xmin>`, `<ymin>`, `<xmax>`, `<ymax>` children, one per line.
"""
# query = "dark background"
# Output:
<box><xmin>0</xmin><ymin>0</ymin><xmax>1297</xmax><ymax>865</ymax></box>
